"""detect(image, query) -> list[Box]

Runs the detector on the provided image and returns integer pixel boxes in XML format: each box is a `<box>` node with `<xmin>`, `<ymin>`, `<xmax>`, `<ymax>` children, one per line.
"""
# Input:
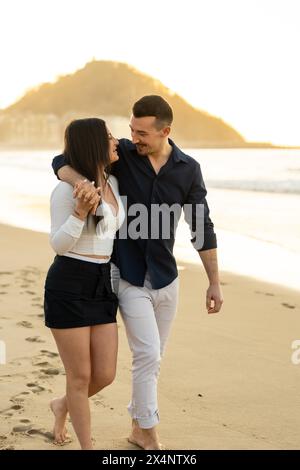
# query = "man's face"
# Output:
<box><xmin>129</xmin><ymin>115</ymin><xmax>169</xmax><ymax>156</ymax></box>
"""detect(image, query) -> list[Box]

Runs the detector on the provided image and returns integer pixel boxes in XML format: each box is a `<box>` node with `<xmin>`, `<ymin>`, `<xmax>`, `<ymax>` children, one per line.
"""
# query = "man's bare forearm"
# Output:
<box><xmin>57</xmin><ymin>165</ymin><xmax>85</xmax><ymax>186</ymax></box>
<box><xmin>198</xmin><ymin>248</ymin><xmax>220</xmax><ymax>285</ymax></box>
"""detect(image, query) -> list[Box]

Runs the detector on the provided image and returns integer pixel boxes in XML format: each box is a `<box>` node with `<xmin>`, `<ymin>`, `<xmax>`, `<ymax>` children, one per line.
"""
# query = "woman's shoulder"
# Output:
<box><xmin>51</xmin><ymin>181</ymin><xmax>74</xmax><ymax>201</ymax></box>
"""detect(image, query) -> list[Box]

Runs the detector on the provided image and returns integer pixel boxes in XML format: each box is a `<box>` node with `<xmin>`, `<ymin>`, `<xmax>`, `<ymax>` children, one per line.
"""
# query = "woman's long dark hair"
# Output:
<box><xmin>63</xmin><ymin>118</ymin><xmax>111</xmax><ymax>230</ymax></box>
<box><xmin>63</xmin><ymin>118</ymin><xmax>111</xmax><ymax>186</ymax></box>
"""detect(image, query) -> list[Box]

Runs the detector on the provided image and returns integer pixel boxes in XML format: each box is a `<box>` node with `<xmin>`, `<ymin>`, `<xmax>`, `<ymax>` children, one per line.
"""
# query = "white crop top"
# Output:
<box><xmin>50</xmin><ymin>175</ymin><xmax>125</xmax><ymax>257</ymax></box>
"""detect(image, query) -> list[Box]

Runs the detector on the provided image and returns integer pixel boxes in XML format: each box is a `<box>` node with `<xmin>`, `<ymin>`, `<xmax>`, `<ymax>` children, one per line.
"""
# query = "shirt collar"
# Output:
<box><xmin>168</xmin><ymin>139</ymin><xmax>188</xmax><ymax>163</ymax></box>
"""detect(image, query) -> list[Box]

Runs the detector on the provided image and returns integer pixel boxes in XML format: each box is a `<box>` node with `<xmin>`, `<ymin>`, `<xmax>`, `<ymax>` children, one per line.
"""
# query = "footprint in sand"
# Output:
<box><xmin>93</xmin><ymin>399</ymin><xmax>107</xmax><ymax>408</ymax></box>
<box><xmin>0</xmin><ymin>435</ymin><xmax>15</xmax><ymax>450</ymax></box>
<box><xmin>255</xmin><ymin>290</ymin><xmax>275</xmax><ymax>296</ymax></box>
<box><xmin>0</xmin><ymin>272</ymin><xmax>13</xmax><ymax>276</ymax></box>
<box><xmin>12</xmin><ymin>424</ymin><xmax>32</xmax><ymax>433</ymax></box>
<box><xmin>9</xmin><ymin>356</ymin><xmax>33</xmax><ymax>366</ymax></box>
<box><xmin>10</xmin><ymin>391</ymin><xmax>31</xmax><ymax>403</ymax></box>
<box><xmin>33</xmin><ymin>361</ymin><xmax>51</xmax><ymax>367</ymax></box>
<box><xmin>10</xmin><ymin>396</ymin><xmax>25</xmax><ymax>404</ymax></box>
<box><xmin>40</xmin><ymin>350</ymin><xmax>59</xmax><ymax>358</ymax></box>
<box><xmin>17</xmin><ymin>321</ymin><xmax>33</xmax><ymax>328</ymax></box>
<box><xmin>0</xmin><ymin>292</ymin><xmax>7</xmax><ymax>295</ymax></box>
<box><xmin>10</xmin><ymin>404</ymin><xmax>23</xmax><ymax>411</ymax></box>
<box><xmin>25</xmin><ymin>428</ymin><xmax>54</xmax><ymax>442</ymax></box>
<box><xmin>0</xmin><ymin>435</ymin><xmax>8</xmax><ymax>447</ymax></box>
<box><xmin>11</xmin><ymin>423</ymin><xmax>53</xmax><ymax>443</ymax></box>
<box><xmin>26</xmin><ymin>336</ymin><xmax>45</xmax><ymax>343</ymax></box>
<box><xmin>0</xmin><ymin>404</ymin><xmax>24</xmax><ymax>416</ymax></box>
<box><xmin>26</xmin><ymin>383</ymin><xmax>45</xmax><ymax>393</ymax></box>
<box><xmin>40</xmin><ymin>368</ymin><xmax>60</xmax><ymax>376</ymax></box>
<box><xmin>282</xmin><ymin>302</ymin><xmax>295</xmax><ymax>309</ymax></box>
<box><xmin>25</xmin><ymin>291</ymin><xmax>36</xmax><ymax>295</ymax></box>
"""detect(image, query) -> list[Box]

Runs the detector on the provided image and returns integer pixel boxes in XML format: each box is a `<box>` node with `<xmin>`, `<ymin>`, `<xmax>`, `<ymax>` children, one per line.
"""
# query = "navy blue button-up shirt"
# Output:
<box><xmin>52</xmin><ymin>138</ymin><xmax>217</xmax><ymax>289</ymax></box>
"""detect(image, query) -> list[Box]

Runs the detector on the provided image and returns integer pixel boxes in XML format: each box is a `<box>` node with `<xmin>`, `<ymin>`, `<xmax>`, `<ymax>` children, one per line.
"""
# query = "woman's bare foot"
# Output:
<box><xmin>50</xmin><ymin>397</ymin><xmax>69</xmax><ymax>445</ymax></box>
<box><xmin>128</xmin><ymin>420</ymin><xmax>164</xmax><ymax>450</ymax></box>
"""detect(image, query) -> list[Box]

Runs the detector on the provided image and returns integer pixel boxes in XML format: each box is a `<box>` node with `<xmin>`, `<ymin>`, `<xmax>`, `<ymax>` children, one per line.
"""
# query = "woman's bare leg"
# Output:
<box><xmin>51</xmin><ymin>323</ymin><xmax>118</xmax><ymax>444</ymax></box>
<box><xmin>51</xmin><ymin>326</ymin><xmax>93</xmax><ymax>450</ymax></box>
<box><xmin>89</xmin><ymin>322</ymin><xmax>118</xmax><ymax>392</ymax></box>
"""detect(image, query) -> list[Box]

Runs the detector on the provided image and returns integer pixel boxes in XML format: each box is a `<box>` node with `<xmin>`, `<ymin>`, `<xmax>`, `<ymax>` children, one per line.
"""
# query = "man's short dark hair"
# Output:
<box><xmin>132</xmin><ymin>95</ymin><xmax>173</xmax><ymax>129</ymax></box>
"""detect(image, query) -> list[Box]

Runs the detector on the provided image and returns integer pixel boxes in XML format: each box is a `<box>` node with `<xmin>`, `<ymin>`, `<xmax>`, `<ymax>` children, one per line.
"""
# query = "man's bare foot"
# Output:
<box><xmin>128</xmin><ymin>420</ymin><xmax>164</xmax><ymax>450</ymax></box>
<box><xmin>50</xmin><ymin>397</ymin><xmax>70</xmax><ymax>445</ymax></box>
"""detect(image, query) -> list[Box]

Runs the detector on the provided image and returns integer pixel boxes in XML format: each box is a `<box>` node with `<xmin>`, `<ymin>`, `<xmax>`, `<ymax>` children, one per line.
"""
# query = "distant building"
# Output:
<box><xmin>0</xmin><ymin>113</ymin><xmax>131</xmax><ymax>148</ymax></box>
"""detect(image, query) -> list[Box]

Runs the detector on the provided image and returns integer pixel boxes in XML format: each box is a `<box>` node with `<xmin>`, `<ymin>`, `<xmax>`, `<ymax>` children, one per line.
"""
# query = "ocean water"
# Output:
<box><xmin>0</xmin><ymin>148</ymin><xmax>299</xmax><ymax>291</ymax></box>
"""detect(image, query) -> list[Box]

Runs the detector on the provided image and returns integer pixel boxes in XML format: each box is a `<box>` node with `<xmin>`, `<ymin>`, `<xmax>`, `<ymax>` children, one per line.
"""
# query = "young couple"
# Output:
<box><xmin>44</xmin><ymin>95</ymin><xmax>223</xmax><ymax>450</ymax></box>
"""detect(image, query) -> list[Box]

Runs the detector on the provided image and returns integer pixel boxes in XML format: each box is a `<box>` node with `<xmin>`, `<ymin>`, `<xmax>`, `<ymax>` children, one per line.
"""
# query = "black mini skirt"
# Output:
<box><xmin>44</xmin><ymin>255</ymin><xmax>118</xmax><ymax>329</ymax></box>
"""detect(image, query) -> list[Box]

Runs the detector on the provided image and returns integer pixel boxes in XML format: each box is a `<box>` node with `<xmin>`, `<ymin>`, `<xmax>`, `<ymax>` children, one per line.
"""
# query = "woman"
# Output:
<box><xmin>44</xmin><ymin>118</ymin><xmax>124</xmax><ymax>450</ymax></box>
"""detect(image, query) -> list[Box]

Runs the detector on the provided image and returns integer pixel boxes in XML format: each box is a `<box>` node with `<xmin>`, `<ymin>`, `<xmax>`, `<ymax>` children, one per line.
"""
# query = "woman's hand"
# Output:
<box><xmin>73</xmin><ymin>183</ymin><xmax>101</xmax><ymax>220</ymax></box>
<box><xmin>73</xmin><ymin>180</ymin><xmax>102</xmax><ymax>216</ymax></box>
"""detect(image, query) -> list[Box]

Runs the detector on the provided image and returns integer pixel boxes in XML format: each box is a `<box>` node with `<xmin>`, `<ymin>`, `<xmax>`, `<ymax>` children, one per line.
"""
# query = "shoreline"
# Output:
<box><xmin>0</xmin><ymin>223</ymin><xmax>300</xmax><ymax>450</ymax></box>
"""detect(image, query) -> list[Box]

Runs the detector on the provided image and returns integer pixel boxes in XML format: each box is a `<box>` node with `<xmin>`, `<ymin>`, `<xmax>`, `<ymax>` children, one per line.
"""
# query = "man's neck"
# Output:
<box><xmin>149</xmin><ymin>140</ymin><xmax>172</xmax><ymax>161</ymax></box>
<box><xmin>147</xmin><ymin>140</ymin><xmax>173</xmax><ymax>175</ymax></box>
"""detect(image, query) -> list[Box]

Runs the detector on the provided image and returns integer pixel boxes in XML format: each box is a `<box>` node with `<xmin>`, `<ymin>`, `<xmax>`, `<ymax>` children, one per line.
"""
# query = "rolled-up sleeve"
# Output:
<box><xmin>52</xmin><ymin>154</ymin><xmax>68</xmax><ymax>179</ymax></box>
<box><xmin>184</xmin><ymin>162</ymin><xmax>217</xmax><ymax>251</ymax></box>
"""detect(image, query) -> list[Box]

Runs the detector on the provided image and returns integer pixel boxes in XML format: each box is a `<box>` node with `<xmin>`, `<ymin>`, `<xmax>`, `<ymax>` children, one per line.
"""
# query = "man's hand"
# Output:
<box><xmin>73</xmin><ymin>180</ymin><xmax>102</xmax><ymax>215</ymax></box>
<box><xmin>206</xmin><ymin>283</ymin><xmax>223</xmax><ymax>314</ymax></box>
<box><xmin>73</xmin><ymin>186</ymin><xmax>101</xmax><ymax>220</ymax></box>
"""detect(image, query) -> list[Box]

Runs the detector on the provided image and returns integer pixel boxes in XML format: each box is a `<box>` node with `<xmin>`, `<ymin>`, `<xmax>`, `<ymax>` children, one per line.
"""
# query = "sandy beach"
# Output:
<box><xmin>0</xmin><ymin>223</ymin><xmax>300</xmax><ymax>450</ymax></box>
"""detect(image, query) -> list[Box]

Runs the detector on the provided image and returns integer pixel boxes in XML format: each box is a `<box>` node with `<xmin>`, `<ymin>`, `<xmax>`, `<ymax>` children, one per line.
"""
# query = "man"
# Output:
<box><xmin>52</xmin><ymin>95</ymin><xmax>223</xmax><ymax>450</ymax></box>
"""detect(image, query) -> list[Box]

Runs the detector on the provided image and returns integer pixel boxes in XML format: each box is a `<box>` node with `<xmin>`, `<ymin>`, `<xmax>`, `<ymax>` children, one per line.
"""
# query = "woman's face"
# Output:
<box><xmin>107</xmin><ymin>129</ymin><xmax>119</xmax><ymax>163</ymax></box>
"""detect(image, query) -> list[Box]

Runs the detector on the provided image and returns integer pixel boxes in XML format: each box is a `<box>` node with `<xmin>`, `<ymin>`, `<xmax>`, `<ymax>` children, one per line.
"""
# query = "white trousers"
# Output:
<box><xmin>111</xmin><ymin>264</ymin><xmax>179</xmax><ymax>428</ymax></box>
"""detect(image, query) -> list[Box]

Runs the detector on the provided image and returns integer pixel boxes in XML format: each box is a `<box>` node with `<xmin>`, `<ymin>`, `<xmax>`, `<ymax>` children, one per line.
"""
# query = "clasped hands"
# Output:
<box><xmin>72</xmin><ymin>180</ymin><xmax>102</xmax><ymax>219</ymax></box>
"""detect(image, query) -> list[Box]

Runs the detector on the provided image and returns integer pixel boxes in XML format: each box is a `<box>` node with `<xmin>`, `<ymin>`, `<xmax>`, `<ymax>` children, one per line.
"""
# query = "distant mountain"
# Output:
<box><xmin>3</xmin><ymin>61</ymin><xmax>245</xmax><ymax>147</ymax></box>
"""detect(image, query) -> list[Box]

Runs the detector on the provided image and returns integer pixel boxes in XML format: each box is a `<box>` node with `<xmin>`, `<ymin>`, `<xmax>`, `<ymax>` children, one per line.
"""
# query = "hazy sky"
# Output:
<box><xmin>1</xmin><ymin>0</ymin><xmax>300</xmax><ymax>145</ymax></box>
